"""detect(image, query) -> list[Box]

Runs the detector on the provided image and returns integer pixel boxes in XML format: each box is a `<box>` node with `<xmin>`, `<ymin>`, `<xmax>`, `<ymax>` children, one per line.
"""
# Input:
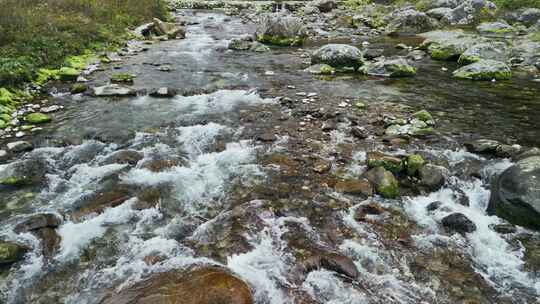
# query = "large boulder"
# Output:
<box><xmin>488</xmin><ymin>156</ymin><xmax>540</xmax><ymax>231</ymax></box>
<box><xmin>385</xmin><ymin>8</ymin><xmax>438</xmax><ymax>35</ymax></box>
<box><xmin>313</xmin><ymin>0</ymin><xmax>337</xmax><ymax>13</ymax></box>
<box><xmin>100</xmin><ymin>267</ymin><xmax>254</xmax><ymax>304</ymax></box>
<box><xmin>92</xmin><ymin>84</ymin><xmax>137</xmax><ymax>97</ymax></box>
<box><xmin>444</xmin><ymin>0</ymin><xmax>497</xmax><ymax>25</ymax></box>
<box><xmin>311</xmin><ymin>44</ymin><xmax>364</xmax><ymax>71</ymax></box>
<box><xmin>0</xmin><ymin>157</ymin><xmax>48</xmax><ymax>186</ymax></box>
<box><xmin>458</xmin><ymin>41</ymin><xmax>509</xmax><ymax>65</ymax></box>
<box><xmin>360</xmin><ymin>58</ymin><xmax>416</xmax><ymax>77</ymax></box>
<box><xmin>255</xmin><ymin>14</ymin><xmax>308</xmax><ymax>46</ymax></box>
<box><xmin>153</xmin><ymin>18</ymin><xmax>185</xmax><ymax>39</ymax></box>
<box><xmin>0</xmin><ymin>241</ymin><xmax>27</xmax><ymax>265</ymax></box>
<box><xmin>453</xmin><ymin>59</ymin><xmax>511</xmax><ymax>80</ymax></box>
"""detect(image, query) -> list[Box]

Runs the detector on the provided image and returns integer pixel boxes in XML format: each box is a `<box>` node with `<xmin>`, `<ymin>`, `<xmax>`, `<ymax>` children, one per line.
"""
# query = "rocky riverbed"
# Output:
<box><xmin>1</xmin><ymin>1</ymin><xmax>540</xmax><ymax>303</ymax></box>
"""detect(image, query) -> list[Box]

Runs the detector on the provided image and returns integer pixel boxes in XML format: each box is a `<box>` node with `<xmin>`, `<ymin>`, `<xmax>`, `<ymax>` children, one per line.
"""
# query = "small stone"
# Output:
<box><xmin>351</xmin><ymin>126</ymin><xmax>368</xmax><ymax>139</ymax></box>
<box><xmin>265</xmin><ymin>71</ymin><xmax>275</xmax><ymax>76</ymax></box>
<box><xmin>441</xmin><ymin>213</ymin><xmax>476</xmax><ymax>234</ymax></box>
<box><xmin>313</xmin><ymin>160</ymin><xmax>331</xmax><ymax>173</ymax></box>
<box><xmin>7</xmin><ymin>141</ymin><xmax>33</xmax><ymax>153</ymax></box>
<box><xmin>149</xmin><ymin>87</ymin><xmax>177</xmax><ymax>98</ymax></box>
<box><xmin>26</xmin><ymin>113</ymin><xmax>51</xmax><ymax>124</ymax></box>
<box><xmin>41</xmin><ymin>105</ymin><xmax>61</xmax><ymax>113</ymax></box>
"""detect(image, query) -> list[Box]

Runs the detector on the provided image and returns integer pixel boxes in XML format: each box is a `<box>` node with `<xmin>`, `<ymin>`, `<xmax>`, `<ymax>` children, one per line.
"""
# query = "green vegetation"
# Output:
<box><xmin>0</xmin><ymin>0</ymin><xmax>169</xmax><ymax>87</ymax></box>
<box><xmin>492</xmin><ymin>0</ymin><xmax>540</xmax><ymax>9</ymax></box>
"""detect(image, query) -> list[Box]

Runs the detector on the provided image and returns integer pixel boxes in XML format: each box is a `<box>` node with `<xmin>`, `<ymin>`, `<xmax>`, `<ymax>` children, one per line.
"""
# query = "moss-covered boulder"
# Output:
<box><xmin>366</xmin><ymin>167</ymin><xmax>400</xmax><ymax>199</ymax></box>
<box><xmin>58</xmin><ymin>67</ymin><xmax>80</xmax><ymax>81</ymax></box>
<box><xmin>428</xmin><ymin>36</ymin><xmax>477</xmax><ymax>61</ymax></box>
<box><xmin>311</xmin><ymin>44</ymin><xmax>364</xmax><ymax>71</ymax></box>
<box><xmin>458</xmin><ymin>42</ymin><xmax>509</xmax><ymax>65</ymax></box>
<box><xmin>255</xmin><ymin>14</ymin><xmax>307</xmax><ymax>46</ymax></box>
<box><xmin>488</xmin><ymin>156</ymin><xmax>540</xmax><ymax>231</ymax></box>
<box><xmin>453</xmin><ymin>59</ymin><xmax>511</xmax><ymax>80</ymax></box>
<box><xmin>412</xmin><ymin>110</ymin><xmax>433</xmax><ymax>122</ymax></box>
<box><xmin>360</xmin><ymin>58</ymin><xmax>416</xmax><ymax>77</ymax></box>
<box><xmin>405</xmin><ymin>154</ymin><xmax>425</xmax><ymax>176</ymax></box>
<box><xmin>476</xmin><ymin>22</ymin><xmax>516</xmax><ymax>36</ymax></box>
<box><xmin>71</xmin><ymin>83</ymin><xmax>88</xmax><ymax>94</ymax></box>
<box><xmin>110</xmin><ymin>73</ymin><xmax>135</xmax><ymax>84</ymax></box>
<box><xmin>305</xmin><ymin>64</ymin><xmax>336</xmax><ymax>75</ymax></box>
<box><xmin>26</xmin><ymin>113</ymin><xmax>51</xmax><ymax>124</ymax></box>
<box><xmin>0</xmin><ymin>241</ymin><xmax>27</xmax><ymax>265</ymax></box>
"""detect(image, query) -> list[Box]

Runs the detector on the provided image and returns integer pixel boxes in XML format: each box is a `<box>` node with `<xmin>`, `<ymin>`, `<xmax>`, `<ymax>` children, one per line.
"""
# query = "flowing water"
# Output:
<box><xmin>1</xmin><ymin>9</ymin><xmax>540</xmax><ymax>304</ymax></box>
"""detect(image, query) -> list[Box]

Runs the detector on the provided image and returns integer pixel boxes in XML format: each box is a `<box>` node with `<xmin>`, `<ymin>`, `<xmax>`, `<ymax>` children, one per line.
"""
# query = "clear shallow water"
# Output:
<box><xmin>1</xmin><ymin>9</ymin><xmax>540</xmax><ymax>304</ymax></box>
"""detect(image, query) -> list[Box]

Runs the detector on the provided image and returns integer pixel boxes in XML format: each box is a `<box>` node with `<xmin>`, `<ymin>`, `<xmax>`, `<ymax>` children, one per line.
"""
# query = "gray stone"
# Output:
<box><xmin>420</xmin><ymin>164</ymin><xmax>447</xmax><ymax>190</ymax></box>
<box><xmin>385</xmin><ymin>8</ymin><xmax>438</xmax><ymax>35</ymax></box>
<box><xmin>453</xmin><ymin>60</ymin><xmax>512</xmax><ymax>80</ymax></box>
<box><xmin>92</xmin><ymin>84</ymin><xmax>137</xmax><ymax>97</ymax></box>
<box><xmin>442</xmin><ymin>213</ymin><xmax>477</xmax><ymax>234</ymax></box>
<box><xmin>149</xmin><ymin>87</ymin><xmax>177</xmax><ymax>98</ymax></box>
<box><xmin>458</xmin><ymin>42</ymin><xmax>509</xmax><ymax>64</ymax></box>
<box><xmin>7</xmin><ymin>141</ymin><xmax>33</xmax><ymax>153</ymax></box>
<box><xmin>464</xmin><ymin>139</ymin><xmax>501</xmax><ymax>154</ymax></box>
<box><xmin>313</xmin><ymin>0</ymin><xmax>337</xmax><ymax>13</ymax></box>
<box><xmin>311</xmin><ymin>44</ymin><xmax>364</xmax><ymax>70</ymax></box>
<box><xmin>518</xmin><ymin>8</ymin><xmax>540</xmax><ymax>26</ymax></box>
<box><xmin>360</xmin><ymin>58</ymin><xmax>416</xmax><ymax>77</ymax></box>
<box><xmin>255</xmin><ymin>13</ymin><xmax>307</xmax><ymax>46</ymax></box>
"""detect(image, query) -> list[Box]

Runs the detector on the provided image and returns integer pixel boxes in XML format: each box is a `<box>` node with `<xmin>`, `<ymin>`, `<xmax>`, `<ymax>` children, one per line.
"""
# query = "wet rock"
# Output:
<box><xmin>385</xmin><ymin>8</ymin><xmax>438</xmax><ymax>35</ymax></box>
<box><xmin>26</xmin><ymin>113</ymin><xmax>51</xmax><ymax>124</ymax></box>
<box><xmin>0</xmin><ymin>157</ymin><xmax>48</xmax><ymax>186</ymax></box>
<box><xmin>71</xmin><ymin>83</ymin><xmax>88</xmax><ymax>94</ymax></box>
<box><xmin>142</xmin><ymin>159</ymin><xmax>181</xmax><ymax>172</ymax></box>
<box><xmin>0</xmin><ymin>149</ymin><xmax>7</xmax><ymax>160</ymax></box>
<box><xmin>476</xmin><ymin>21</ymin><xmax>516</xmax><ymax>36</ymax></box>
<box><xmin>464</xmin><ymin>139</ymin><xmax>501</xmax><ymax>154</ymax></box>
<box><xmin>420</xmin><ymin>164</ymin><xmax>447</xmax><ymax>190</ymax></box>
<box><xmin>495</xmin><ymin>144</ymin><xmax>522</xmax><ymax>158</ymax></box>
<box><xmin>133</xmin><ymin>22</ymin><xmax>155</xmax><ymax>38</ymax></box>
<box><xmin>100</xmin><ymin>150</ymin><xmax>143</xmax><ymax>165</ymax></box>
<box><xmin>441</xmin><ymin>212</ymin><xmax>477</xmax><ymax>234</ymax></box>
<box><xmin>363</xmin><ymin>48</ymin><xmax>384</xmax><ymax>60</ymax></box>
<box><xmin>101</xmin><ymin>267</ymin><xmax>254</xmax><ymax>304</ymax></box>
<box><xmin>366</xmin><ymin>151</ymin><xmax>403</xmax><ymax>173</ymax></box>
<box><xmin>249</xmin><ymin>42</ymin><xmax>270</xmax><ymax>52</ymax></box>
<box><xmin>255</xmin><ymin>13</ymin><xmax>307</xmax><ymax>46</ymax></box>
<box><xmin>427</xmin><ymin>7</ymin><xmax>454</xmax><ymax>20</ymax></box>
<box><xmin>427</xmin><ymin>35</ymin><xmax>477</xmax><ymax>61</ymax></box>
<box><xmin>354</xmin><ymin>202</ymin><xmax>385</xmax><ymax>221</ymax></box>
<box><xmin>360</xmin><ymin>58</ymin><xmax>416</xmax><ymax>77</ymax></box>
<box><xmin>442</xmin><ymin>0</ymin><xmax>497</xmax><ymax>25</ymax></box>
<box><xmin>92</xmin><ymin>84</ymin><xmax>137</xmax><ymax>97</ymax></box>
<box><xmin>491</xmin><ymin>223</ymin><xmax>516</xmax><ymax>234</ymax></box>
<box><xmin>7</xmin><ymin>141</ymin><xmax>33</xmax><ymax>153</ymax></box>
<box><xmin>514</xmin><ymin>147</ymin><xmax>540</xmax><ymax>161</ymax></box>
<box><xmin>406</xmin><ymin>49</ymin><xmax>426</xmax><ymax>61</ymax></box>
<box><xmin>34</xmin><ymin>227</ymin><xmax>61</xmax><ymax>257</ymax></box>
<box><xmin>313</xmin><ymin>159</ymin><xmax>331</xmax><ymax>173</ymax></box>
<box><xmin>153</xmin><ymin>18</ymin><xmax>185</xmax><ymax>39</ymax></box>
<box><xmin>334</xmin><ymin>179</ymin><xmax>373</xmax><ymax>196</ymax></box>
<box><xmin>518</xmin><ymin>8</ymin><xmax>540</xmax><ymax>26</ymax></box>
<box><xmin>311</xmin><ymin>44</ymin><xmax>364</xmax><ymax>71</ymax></box>
<box><xmin>304</xmin><ymin>251</ymin><xmax>359</xmax><ymax>279</ymax></box>
<box><xmin>350</xmin><ymin>126</ymin><xmax>368</xmax><ymax>139</ymax></box>
<box><xmin>41</xmin><ymin>105</ymin><xmax>61</xmax><ymax>113</ymax></box>
<box><xmin>453</xmin><ymin>59</ymin><xmax>511</xmax><ymax>81</ymax></box>
<box><xmin>488</xmin><ymin>156</ymin><xmax>540</xmax><ymax>231</ymax></box>
<box><xmin>0</xmin><ymin>241</ymin><xmax>27</xmax><ymax>265</ymax></box>
<box><xmin>412</xmin><ymin>110</ymin><xmax>434</xmax><ymax>123</ymax></box>
<box><xmin>228</xmin><ymin>36</ymin><xmax>253</xmax><ymax>50</ymax></box>
<box><xmin>110</xmin><ymin>73</ymin><xmax>135</xmax><ymax>84</ymax></box>
<box><xmin>427</xmin><ymin>201</ymin><xmax>443</xmax><ymax>212</ymax></box>
<box><xmin>14</xmin><ymin>213</ymin><xmax>62</xmax><ymax>233</ymax></box>
<box><xmin>72</xmin><ymin>189</ymin><xmax>131</xmax><ymax>220</ymax></box>
<box><xmin>149</xmin><ymin>87</ymin><xmax>177</xmax><ymax>98</ymax></box>
<box><xmin>458</xmin><ymin>42</ymin><xmax>509</xmax><ymax>65</ymax></box>
<box><xmin>365</xmin><ymin>167</ymin><xmax>400</xmax><ymax>199</ymax></box>
<box><xmin>305</xmin><ymin>64</ymin><xmax>335</xmax><ymax>75</ymax></box>
<box><xmin>313</xmin><ymin>0</ymin><xmax>337</xmax><ymax>13</ymax></box>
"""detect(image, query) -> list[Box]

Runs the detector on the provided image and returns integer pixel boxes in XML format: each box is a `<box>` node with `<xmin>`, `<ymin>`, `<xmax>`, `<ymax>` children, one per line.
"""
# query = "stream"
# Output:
<box><xmin>1</xmin><ymin>7</ymin><xmax>540</xmax><ymax>304</ymax></box>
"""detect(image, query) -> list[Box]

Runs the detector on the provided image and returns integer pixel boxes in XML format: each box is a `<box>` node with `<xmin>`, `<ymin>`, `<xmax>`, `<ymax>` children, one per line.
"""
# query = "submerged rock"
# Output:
<box><xmin>366</xmin><ymin>166</ymin><xmax>400</xmax><ymax>199</ymax></box>
<box><xmin>92</xmin><ymin>84</ymin><xmax>137</xmax><ymax>97</ymax></box>
<box><xmin>101</xmin><ymin>267</ymin><xmax>254</xmax><ymax>304</ymax></box>
<box><xmin>442</xmin><ymin>213</ymin><xmax>477</xmax><ymax>234</ymax></box>
<box><xmin>311</xmin><ymin>44</ymin><xmax>364</xmax><ymax>71</ymax></box>
<box><xmin>0</xmin><ymin>241</ymin><xmax>27</xmax><ymax>265</ymax></box>
<box><xmin>334</xmin><ymin>179</ymin><xmax>373</xmax><ymax>196</ymax></box>
<box><xmin>360</xmin><ymin>58</ymin><xmax>416</xmax><ymax>77</ymax></box>
<box><xmin>255</xmin><ymin>14</ymin><xmax>307</xmax><ymax>46</ymax></box>
<box><xmin>453</xmin><ymin>59</ymin><xmax>511</xmax><ymax>80</ymax></box>
<box><xmin>305</xmin><ymin>64</ymin><xmax>335</xmax><ymax>75</ymax></box>
<box><xmin>488</xmin><ymin>156</ymin><xmax>540</xmax><ymax>231</ymax></box>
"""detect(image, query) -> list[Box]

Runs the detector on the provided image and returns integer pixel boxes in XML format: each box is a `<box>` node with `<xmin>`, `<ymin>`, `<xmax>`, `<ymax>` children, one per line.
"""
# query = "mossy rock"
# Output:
<box><xmin>26</xmin><ymin>113</ymin><xmax>51</xmax><ymax>124</ymax></box>
<box><xmin>305</xmin><ymin>64</ymin><xmax>335</xmax><ymax>75</ymax></box>
<box><xmin>366</xmin><ymin>167</ymin><xmax>400</xmax><ymax>199</ymax></box>
<box><xmin>405</xmin><ymin>154</ymin><xmax>425</xmax><ymax>176</ymax></box>
<box><xmin>256</xmin><ymin>34</ymin><xmax>304</xmax><ymax>46</ymax></box>
<box><xmin>367</xmin><ymin>151</ymin><xmax>404</xmax><ymax>174</ymax></box>
<box><xmin>35</xmin><ymin>68</ymin><xmax>60</xmax><ymax>85</ymax></box>
<box><xmin>110</xmin><ymin>73</ymin><xmax>136</xmax><ymax>84</ymax></box>
<box><xmin>0</xmin><ymin>176</ymin><xmax>30</xmax><ymax>186</ymax></box>
<box><xmin>0</xmin><ymin>241</ymin><xmax>27</xmax><ymax>265</ymax></box>
<box><xmin>412</xmin><ymin>110</ymin><xmax>433</xmax><ymax>122</ymax></box>
<box><xmin>58</xmin><ymin>67</ymin><xmax>80</xmax><ymax>81</ymax></box>
<box><xmin>453</xmin><ymin>60</ymin><xmax>512</xmax><ymax>81</ymax></box>
<box><xmin>71</xmin><ymin>83</ymin><xmax>88</xmax><ymax>94</ymax></box>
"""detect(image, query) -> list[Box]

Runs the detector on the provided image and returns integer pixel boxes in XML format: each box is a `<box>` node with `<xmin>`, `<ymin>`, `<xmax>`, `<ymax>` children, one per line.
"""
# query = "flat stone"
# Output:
<box><xmin>92</xmin><ymin>84</ymin><xmax>137</xmax><ymax>97</ymax></box>
<box><xmin>7</xmin><ymin>141</ymin><xmax>33</xmax><ymax>153</ymax></box>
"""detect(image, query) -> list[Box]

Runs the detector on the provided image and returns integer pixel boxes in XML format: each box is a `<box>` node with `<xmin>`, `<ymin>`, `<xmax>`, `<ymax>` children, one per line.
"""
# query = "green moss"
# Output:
<box><xmin>457</xmin><ymin>54</ymin><xmax>481</xmax><ymax>65</ymax></box>
<box><xmin>429</xmin><ymin>46</ymin><xmax>460</xmax><ymax>61</ymax></box>
<box><xmin>367</xmin><ymin>156</ymin><xmax>404</xmax><ymax>174</ymax></box>
<box><xmin>411</xmin><ymin>127</ymin><xmax>435</xmax><ymax>137</ymax></box>
<box><xmin>355</xmin><ymin>101</ymin><xmax>366</xmax><ymax>110</ymax></box>
<box><xmin>110</xmin><ymin>73</ymin><xmax>135</xmax><ymax>83</ymax></box>
<box><xmin>406</xmin><ymin>154</ymin><xmax>425</xmax><ymax>176</ymax></box>
<box><xmin>0</xmin><ymin>88</ymin><xmax>15</xmax><ymax>106</ymax></box>
<box><xmin>454</xmin><ymin>69</ymin><xmax>512</xmax><ymax>81</ymax></box>
<box><xmin>26</xmin><ymin>113</ymin><xmax>51</xmax><ymax>124</ymax></box>
<box><xmin>58</xmin><ymin>67</ymin><xmax>80</xmax><ymax>81</ymax></box>
<box><xmin>0</xmin><ymin>120</ymin><xmax>7</xmax><ymax>129</ymax></box>
<box><xmin>71</xmin><ymin>83</ymin><xmax>88</xmax><ymax>94</ymax></box>
<box><xmin>0</xmin><ymin>176</ymin><xmax>30</xmax><ymax>186</ymax></box>
<box><xmin>256</xmin><ymin>35</ymin><xmax>305</xmax><ymax>47</ymax></box>
<box><xmin>0</xmin><ymin>113</ymin><xmax>11</xmax><ymax>122</ymax></box>
<box><xmin>36</xmin><ymin>68</ymin><xmax>60</xmax><ymax>85</ymax></box>
<box><xmin>412</xmin><ymin>110</ymin><xmax>433</xmax><ymax>122</ymax></box>
<box><xmin>389</xmin><ymin>63</ymin><xmax>416</xmax><ymax>77</ymax></box>
<box><xmin>65</xmin><ymin>54</ymin><xmax>95</xmax><ymax>70</ymax></box>
<box><xmin>378</xmin><ymin>182</ymin><xmax>400</xmax><ymax>199</ymax></box>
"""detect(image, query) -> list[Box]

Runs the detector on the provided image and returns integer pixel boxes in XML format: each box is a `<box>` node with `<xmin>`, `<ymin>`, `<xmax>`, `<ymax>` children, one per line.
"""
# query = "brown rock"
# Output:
<box><xmin>14</xmin><ymin>213</ymin><xmax>62</xmax><ymax>233</ymax></box>
<box><xmin>100</xmin><ymin>267</ymin><xmax>253</xmax><ymax>304</ymax></box>
<box><xmin>334</xmin><ymin>179</ymin><xmax>373</xmax><ymax>196</ymax></box>
<box><xmin>304</xmin><ymin>251</ymin><xmax>358</xmax><ymax>279</ymax></box>
<box><xmin>313</xmin><ymin>160</ymin><xmax>331</xmax><ymax>173</ymax></box>
<box><xmin>142</xmin><ymin>159</ymin><xmax>181</xmax><ymax>172</ymax></box>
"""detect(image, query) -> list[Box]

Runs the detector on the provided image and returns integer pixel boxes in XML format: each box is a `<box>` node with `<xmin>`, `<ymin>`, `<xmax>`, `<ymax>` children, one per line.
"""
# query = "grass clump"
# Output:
<box><xmin>0</xmin><ymin>0</ymin><xmax>169</xmax><ymax>87</ymax></box>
